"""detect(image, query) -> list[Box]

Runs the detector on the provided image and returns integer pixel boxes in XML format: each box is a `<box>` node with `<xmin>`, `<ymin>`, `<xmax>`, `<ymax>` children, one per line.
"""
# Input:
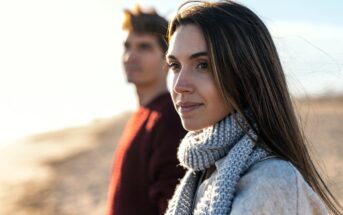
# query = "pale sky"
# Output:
<box><xmin>0</xmin><ymin>0</ymin><xmax>342</xmax><ymax>146</ymax></box>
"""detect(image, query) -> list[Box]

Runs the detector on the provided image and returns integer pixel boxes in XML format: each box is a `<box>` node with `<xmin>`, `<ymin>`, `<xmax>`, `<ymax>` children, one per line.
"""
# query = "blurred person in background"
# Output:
<box><xmin>164</xmin><ymin>1</ymin><xmax>342</xmax><ymax>214</ymax></box>
<box><xmin>106</xmin><ymin>5</ymin><xmax>187</xmax><ymax>215</ymax></box>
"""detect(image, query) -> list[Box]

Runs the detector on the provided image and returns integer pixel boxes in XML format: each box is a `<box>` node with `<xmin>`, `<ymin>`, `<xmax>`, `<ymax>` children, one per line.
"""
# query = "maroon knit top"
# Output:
<box><xmin>107</xmin><ymin>93</ymin><xmax>187</xmax><ymax>215</ymax></box>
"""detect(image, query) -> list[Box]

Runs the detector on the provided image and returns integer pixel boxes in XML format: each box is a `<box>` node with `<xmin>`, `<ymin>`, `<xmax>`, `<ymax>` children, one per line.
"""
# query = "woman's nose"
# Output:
<box><xmin>173</xmin><ymin>69</ymin><xmax>193</xmax><ymax>94</ymax></box>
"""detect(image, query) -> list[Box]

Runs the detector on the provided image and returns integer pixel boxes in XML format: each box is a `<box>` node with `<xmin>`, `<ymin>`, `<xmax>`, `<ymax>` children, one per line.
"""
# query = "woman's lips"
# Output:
<box><xmin>176</xmin><ymin>102</ymin><xmax>203</xmax><ymax>114</ymax></box>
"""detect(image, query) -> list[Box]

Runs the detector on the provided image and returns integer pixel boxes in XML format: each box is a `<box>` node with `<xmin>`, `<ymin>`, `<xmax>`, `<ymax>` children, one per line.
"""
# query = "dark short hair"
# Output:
<box><xmin>123</xmin><ymin>5</ymin><xmax>168</xmax><ymax>53</ymax></box>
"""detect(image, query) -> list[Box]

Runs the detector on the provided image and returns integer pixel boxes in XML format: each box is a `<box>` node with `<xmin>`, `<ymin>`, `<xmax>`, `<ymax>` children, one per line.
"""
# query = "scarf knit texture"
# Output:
<box><xmin>165</xmin><ymin>112</ymin><xmax>269</xmax><ymax>215</ymax></box>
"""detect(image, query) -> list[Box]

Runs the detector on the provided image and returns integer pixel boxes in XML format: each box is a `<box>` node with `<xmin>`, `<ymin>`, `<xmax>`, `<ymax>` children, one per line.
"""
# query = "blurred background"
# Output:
<box><xmin>0</xmin><ymin>0</ymin><xmax>342</xmax><ymax>214</ymax></box>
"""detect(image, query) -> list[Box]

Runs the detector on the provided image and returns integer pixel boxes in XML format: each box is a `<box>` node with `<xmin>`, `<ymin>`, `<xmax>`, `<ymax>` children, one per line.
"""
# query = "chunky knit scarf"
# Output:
<box><xmin>165</xmin><ymin>112</ymin><xmax>269</xmax><ymax>215</ymax></box>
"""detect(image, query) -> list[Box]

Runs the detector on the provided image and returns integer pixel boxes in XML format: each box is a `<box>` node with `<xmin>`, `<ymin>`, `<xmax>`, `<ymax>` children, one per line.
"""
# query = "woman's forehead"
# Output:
<box><xmin>167</xmin><ymin>24</ymin><xmax>207</xmax><ymax>58</ymax></box>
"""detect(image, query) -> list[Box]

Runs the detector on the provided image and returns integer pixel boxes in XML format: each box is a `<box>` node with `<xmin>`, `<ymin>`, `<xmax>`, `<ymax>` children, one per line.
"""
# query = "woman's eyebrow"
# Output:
<box><xmin>189</xmin><ymin>51</ymin><xmax>208</xmax><ymax>59</ymax></box>
<box><xmin>166</xmin><ymin>54</ymin><xmax>177</xmax><ymax>60</ymax></box>
<box><xmin>166</xmin><ymin>51</ymin><xmax>208</xmax><ymax>60</ymax></box>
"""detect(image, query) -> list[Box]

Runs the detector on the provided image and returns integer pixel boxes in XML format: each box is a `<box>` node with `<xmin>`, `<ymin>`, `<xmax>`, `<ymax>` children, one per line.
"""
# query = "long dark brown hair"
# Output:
<box><xmin>168</xmin><ymin>1</ymin><xmax>341</xmax><ymax>214</ymax></box>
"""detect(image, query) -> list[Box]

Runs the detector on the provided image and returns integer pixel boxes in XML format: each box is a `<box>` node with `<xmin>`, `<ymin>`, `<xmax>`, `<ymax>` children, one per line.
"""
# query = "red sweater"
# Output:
<box><xmin>107</xmin><ymin>93</ymin><xmax>187</xmax><ymax>215</ymax></box>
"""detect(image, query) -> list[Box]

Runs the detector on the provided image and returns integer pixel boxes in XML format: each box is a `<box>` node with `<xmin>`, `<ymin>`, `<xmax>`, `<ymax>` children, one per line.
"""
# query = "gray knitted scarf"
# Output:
<box><xmin>165</xmin><ymin>112</ymin><xmax>269</xmax><ymax>215</ymax></box>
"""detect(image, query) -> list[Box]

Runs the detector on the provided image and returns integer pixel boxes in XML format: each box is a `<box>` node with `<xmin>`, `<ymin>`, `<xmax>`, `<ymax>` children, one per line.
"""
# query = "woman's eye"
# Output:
<box><xmin>168</xmin><ymin>63</ymin><xmax>181</xmax><ymax>72</ymax></box>
<box><xmin>196</xmin><ymin>62</ymin><xmax>208</xmax><ymax>70</ymax></box>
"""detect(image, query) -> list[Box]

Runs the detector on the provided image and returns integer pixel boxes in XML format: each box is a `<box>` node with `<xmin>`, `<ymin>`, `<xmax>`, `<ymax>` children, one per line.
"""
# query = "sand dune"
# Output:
<box><xmin>0</xmin><ymin>113</ymin><xmax>130</xmax><ymax>215</ymax></box>
<box><xmin>0</xmin><ymin>100</ymin><xmax>342</xmax><ymax>214</ymax></box>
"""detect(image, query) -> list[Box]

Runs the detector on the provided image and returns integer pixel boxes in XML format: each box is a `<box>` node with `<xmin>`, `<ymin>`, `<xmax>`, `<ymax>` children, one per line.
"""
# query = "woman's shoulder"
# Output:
<box><xmin>243</xmin><ymin>157</ymin><xmax>296</xmax><ymax>182</ymax></box>
<box><xmin>230</xmin><ymin>157</ymin><xmax>328</xmax><ymax>214</ymax></box>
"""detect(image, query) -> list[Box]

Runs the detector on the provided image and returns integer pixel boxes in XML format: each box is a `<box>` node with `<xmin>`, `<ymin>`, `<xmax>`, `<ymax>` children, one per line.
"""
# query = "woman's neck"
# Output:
<box><xmin>203</xmin><ymin>166</ymin><xmax>216</xmax><ymax>181</ymax></box>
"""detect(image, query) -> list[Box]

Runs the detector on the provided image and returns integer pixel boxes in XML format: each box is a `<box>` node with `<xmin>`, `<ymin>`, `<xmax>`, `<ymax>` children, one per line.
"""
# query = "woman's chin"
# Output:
<box><xmin>182</xmin><ymin>120</ymin><xmax>208</xmax><ymax>132</ymax></box>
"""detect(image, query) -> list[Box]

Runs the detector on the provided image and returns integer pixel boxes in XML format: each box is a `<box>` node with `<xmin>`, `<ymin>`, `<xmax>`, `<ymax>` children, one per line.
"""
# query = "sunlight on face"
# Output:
<box><xmin>167</xmin><ymin>24</ymin><xmax>232</xmax><ymax>131</ymax></box>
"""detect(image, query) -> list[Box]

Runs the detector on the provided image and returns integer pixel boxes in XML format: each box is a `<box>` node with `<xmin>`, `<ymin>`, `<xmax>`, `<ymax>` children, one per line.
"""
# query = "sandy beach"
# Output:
<box><xmin>0</xmin><ymin>99</ymin><xmax>342</xmax><ymax>214</ymax></box>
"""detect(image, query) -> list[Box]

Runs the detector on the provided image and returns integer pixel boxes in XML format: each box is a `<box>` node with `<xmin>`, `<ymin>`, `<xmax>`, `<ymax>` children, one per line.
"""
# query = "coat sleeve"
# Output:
<box><xmin>147</xmin><ymin>110</ymin><xmax>187</xmax><ymax>215</ymax></box>
<box><xmin>230</xmin><ymin>159</ymin><xmax>328</xmax><ymax>215</ymax></box>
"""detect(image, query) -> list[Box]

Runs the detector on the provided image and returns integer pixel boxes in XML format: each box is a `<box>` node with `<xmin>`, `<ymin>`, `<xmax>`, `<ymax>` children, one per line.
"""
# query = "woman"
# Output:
<box><xmin>165</xmin><ymin>1</ymin><xmax>341</xmax><ymax>214</ymax></box>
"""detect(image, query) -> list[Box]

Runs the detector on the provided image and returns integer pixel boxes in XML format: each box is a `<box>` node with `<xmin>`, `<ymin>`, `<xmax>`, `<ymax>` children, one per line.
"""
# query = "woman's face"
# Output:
<box><xmin>167</xmin><ymin>24</ymin><xmax>232</xmax><ymax>131</ymax></box>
